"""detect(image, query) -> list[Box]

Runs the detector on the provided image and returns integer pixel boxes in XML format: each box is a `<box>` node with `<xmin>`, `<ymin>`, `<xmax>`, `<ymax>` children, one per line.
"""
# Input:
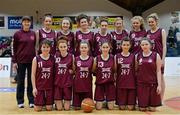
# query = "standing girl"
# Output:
<box><xmin>36</xmin><ymin>14</ymin><xmax>56</xmax><ymax>55</ymax></box>
<box><xmin>75</xmin><ymin>14</ymin><xmax>94</xmax><ymax>56</ymax></box>
<box><xmin>54</xmin><ymin>36</ymin><xmax>74</xmax><ymax>110</ymax></box>
<box><xmin>94</xmin><ymin>40</ymin><xmax>116</xmax><ymax>110</ymax></box>
<box><xmin>94</xmin><ymin>18</ymin><xmax>112</xmax><ymax>56</ymax></box>
<box><xmin>73</xmin><ymin>40</ymin><xmax>94</xmax><ymax>109</ymax></box>
<box><xmin>31</xmin><ymin>39</ymin><xmax>55</xmax><ymax>111</ymax></box>
<box><xmin>136</xmin><ymin>38</ymin><xmax>162</xmax><ymax>111</ymax></box>
<box><xmin>146</xmin><ymin>13</ymin><xmax>166</xmax><ymax>100</ymax></box>
<box><xmin>130</xmin><ymin>16</ymin><xmax>147</xmax><ymax>54</ymax></box>
<box><xmin>111</xmin><ymin>17</ymin><xmax>128</xmax><ymax>54</ymax></box>
<box><xmin>12</xmin><ymin>16</ymin><xmax>35</xmax><ymax>108</ymax></box>
<box><xmin>57</xmin><ymin>17</ymin><xmax>75</xmax><ymax>54</ymax></box>
<box><xmin>116</xmin><ymin>38</ymin><xmax>136</xmax><ymax>110</ymax></box>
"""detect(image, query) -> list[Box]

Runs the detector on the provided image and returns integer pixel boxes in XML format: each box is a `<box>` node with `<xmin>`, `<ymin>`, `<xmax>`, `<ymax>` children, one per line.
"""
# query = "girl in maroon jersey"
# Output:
<box><xmin>36</xmin><ymin>14</ymin><xmax>57</xmax><ymax>55</ymax></box>
<box><xmin>146</xmin><ymin>13</ymin><xmax>166</xmax><ymax>100</ymax></box>
<box><xmin>73</xmin><ymin>40</ymin><xmax>94</xmax><ymax>110</ymax></box>
<box><xmin>111</xmin><ymin>17</ymin><xmax>128</xmax><ymax>54</ymax></box>
<box><xmin>136</xmin><ymin>38</ymin><xmax>162</xmax><ymax>111</ymax></box>
<box><xmin>75</xmin><ymin>14</ymin><xmax>94</xmax><ymax>56</ymax></box>
<box><xmin>130</xmin><ymin>16</ymin><xmax>147</xmax><ymax>54</ymax></box>
<box><xmin>54</xmin><ymin>36</ymin><xmax>74</xmax><ymax>111</ymax></box>
<box><xmin>57</xmin><ymin>17</ymin><xmax>75</xmax><ymax>54</ymax></box>
<box><xmin>94</xmin><ymin>18</ymin><xmax>112</xmax><ymax>56</ymax></box>
<box><xmin>31</xmin><ymin>39</ymin><xmax>55</xmax><ymax>111</ymax></box>
<box><xmin>115</xmin><ymin>38</ymin><xmax>136</xmax><ymax>110</ymax></box>
<box><xmin>94</xmin><ymin>40</ymin><xmax>116</xmax><ymax>110</ymax></box>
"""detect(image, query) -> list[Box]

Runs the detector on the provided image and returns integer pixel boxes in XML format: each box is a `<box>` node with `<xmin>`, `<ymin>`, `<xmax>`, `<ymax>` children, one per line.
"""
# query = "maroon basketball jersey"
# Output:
<box><xmin>75</xmin><ymin>30</ymin><xmax>94</xmax><ymax>56</ymax></box>
<box><xmin>95</xmin><ymin>54</ymin><xmax>115</xmax><ymax>84</ymax></box>
<box><xmin>116</xmin><ymin>53</ymin><xmax>135</xmax><ymax>89</ymax></box>
<box><xmin>129</xmin><ymin>30</ymin><xmax>147</xmax><ymax>54</ymax></box>
<box><xmin>54</xmin><ymin>52</ymin><xmax>73</xmax><ymax>88</ymax></box>
<box><xmin>35</xmin><ymin>55</ymin><xmax>55</xmax><ymax>90</ymax></box>
<box><xmin>74</xmin><ymin>56</ymin><xmax>94</xmax><ymax>92</ymax></box>
<box><xmin>94</xmin><ymin>32</ymin><xmax>112</xmax><ymax>56</ymax></box>
<box><xmin>147</xmin><ymin>28</ymin><xmax>163</xmax><ymax>58</ymax></box>
<box><xmin>137</xmin><ymin>52</ymin><xmax>157</xmax><ymax>84</ymax></box>
<box><xmin>39</xmin><ymin>28</ymin><xmax>56</xmax><ymax>55</ymax></box>
<box><xmin>57</xmin><ymin>31</ymin><xmax>75</xmax><ymax>54</ymax></box>
<box><xmin>111</xmin><ymin>30</ymin><xmax>129</xmax><ymax>54</ymax></box>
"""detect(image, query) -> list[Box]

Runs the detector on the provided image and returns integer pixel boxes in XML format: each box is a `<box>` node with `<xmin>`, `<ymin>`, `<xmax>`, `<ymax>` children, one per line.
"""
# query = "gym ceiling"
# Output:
<box><xmin>109</xmin><ymin>0</ymin><xmax>165</xmax><ymax>16</ymax></box>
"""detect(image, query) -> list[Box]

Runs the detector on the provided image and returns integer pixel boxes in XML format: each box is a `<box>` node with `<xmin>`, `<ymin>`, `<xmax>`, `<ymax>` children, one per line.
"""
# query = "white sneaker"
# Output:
<box><xmin>18</xmin><ymin>104</ymin><xmax>24</xmax><ymax>108</ymax></box>
<box><xmin>29</xmin><ymin>104</ymin><xmax>34</xmax><ymax>108</ymax></box>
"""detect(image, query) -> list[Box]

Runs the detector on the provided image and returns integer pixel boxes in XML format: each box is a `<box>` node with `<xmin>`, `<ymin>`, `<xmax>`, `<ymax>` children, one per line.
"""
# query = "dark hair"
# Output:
<box><xmin>61</xmin><ymin>17</ymin><xmax>73</xmax><ymax>30</ymax></box>
<box><xmin>100</xmin><ymin>18</ymin><xmax>108</xmax><ymax>25</ymax></box>
<box><xmin>121</xmin><ymin>37</ymin><xmax>131</xmax><ymax>45</ymax></box>
<box><xmin>43</xmin><ymin>14</ymin><xmax>53</xmax><ymax>21</ymax></box>
<box><xmin>40</xmin><ymin>39</ymin><xmax>52</xmax><ymax>48</ymax></box>
<box><xmin>56</xmin><ymin>36</ymin><xmax>68</xmax><ymax>47</ymax></box>
<box><xmin>76</xmin><ymin>14</ymin><xmax>90</xmax><ymax>27</ymax></box>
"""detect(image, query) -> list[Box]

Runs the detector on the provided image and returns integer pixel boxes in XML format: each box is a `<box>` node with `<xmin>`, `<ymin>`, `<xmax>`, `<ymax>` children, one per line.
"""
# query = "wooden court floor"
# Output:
<box><xmin>0</xmin><ymin>76</ymin><xmax>180</xmax><ymax>115</ymax></box>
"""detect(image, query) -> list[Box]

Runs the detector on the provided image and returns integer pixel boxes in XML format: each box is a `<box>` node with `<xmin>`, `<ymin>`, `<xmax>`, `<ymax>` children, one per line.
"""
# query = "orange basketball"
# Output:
<box><xmin>81</xmin><ymin>98</ymin><xmax>95</xmax><ymax>113</ymax></box>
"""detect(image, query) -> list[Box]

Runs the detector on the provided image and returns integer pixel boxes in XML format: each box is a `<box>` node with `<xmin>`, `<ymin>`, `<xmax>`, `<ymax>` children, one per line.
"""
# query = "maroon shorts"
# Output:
<box><xmin>137</xmin><ymin>83</ymin><xmax>162</xmax><ymax>107</ymax></box>
<box><xmin>34</xmin><ymin>89</ymin><xmax>53</xmax><ymax>106</ymax></box>
<box><xmin>95</xmin><ymin>83</ymin><xmax>116</xmax><ymax>102</ymax></box>
<box><xmin>116</xmin><ymin>88</ymin><xmax>136</xmax><ymax>106</ymax></box>
<box><xmin>73</xmin><ymin>91</ymin><xmax>92</xmax><ymax>107</ymax></box>
<box><xmin>54</xmin><ymin>86</ymin><xmax>72</xmax><ymax>100</ymax></box>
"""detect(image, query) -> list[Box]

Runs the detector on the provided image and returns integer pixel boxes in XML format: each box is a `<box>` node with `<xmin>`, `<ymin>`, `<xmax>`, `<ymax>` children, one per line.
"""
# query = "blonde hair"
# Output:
<box><xmin>147</xmin><ymin>13</ymin><xmax>159</xmax><ymax>23</ymax></box>
<box><xmin>114</xmin><ymin>17</ymin><xmax>124</xmax><ymax>29</ymax></box>
<box><xmin>131</xmin><ymin>16</ymin><xmax>145</xmax><ymax>30</ymax></box>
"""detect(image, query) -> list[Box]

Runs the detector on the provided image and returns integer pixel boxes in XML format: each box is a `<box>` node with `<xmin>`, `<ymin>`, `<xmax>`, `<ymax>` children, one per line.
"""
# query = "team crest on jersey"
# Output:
<box><xmin>77</xmin><ymin>61</ymin><xmax>81</xmax><ymax>67</ymax></box>
<box><xmin>148</xmin><ymin>58</ymin><xmax>152</xmax><ymax>63</ymax></box>
<box><xmin>98</xmin><ymin>62</ymin><xmax>104</xmax><ymax>67</ymax></box>
<box><xmin>131</xmin><ymin>33</ymin><xmax>135</xmax><ymax>38</ymax></box>
<box><xmin>42</xmin><ymin>33</ymin><xmax>47</xmax><ymax>38</ymax></box>
<box><xmin>78</xmin><ymin>34</ymin><xmax>82</xmax><ymax>39</ymax></box>
<box><xmin>139</xmin><ymin>58</ymin><xmax>142</xmax><ymax>65</ymax></box>
<box><xmin>30</xmin><ymin>36</ymin><xmax>35</xmax><ymax>40</ymax></box>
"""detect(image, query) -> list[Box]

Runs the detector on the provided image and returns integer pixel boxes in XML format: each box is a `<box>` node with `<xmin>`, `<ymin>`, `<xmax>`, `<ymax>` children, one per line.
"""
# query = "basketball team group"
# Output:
<box><xmin>12</xmin><ymin>13</ymin><xmax>166</xmax><ymax>112</ymax></box>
